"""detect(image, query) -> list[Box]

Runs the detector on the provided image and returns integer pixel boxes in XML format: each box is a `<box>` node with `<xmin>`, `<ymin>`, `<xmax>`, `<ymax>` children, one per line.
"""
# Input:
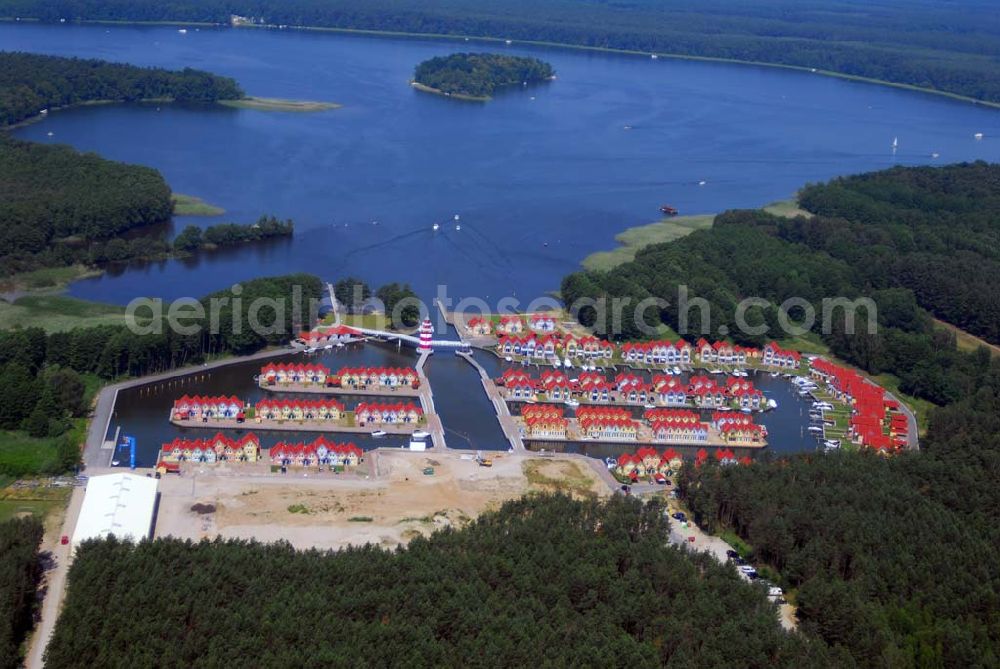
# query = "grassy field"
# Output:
<box><xmin>219</xmin><ymin>96</ymin><xmax>341</xmax><ymax>112</ymax></box>
<box><xmin>582</xmin><ymin>214</ymin><xmax>714</xmax><ymax>271</ymax></box>
<box><xmin>0</xmin><ymin>294</ymin><xmax>127</xmax><ymax>332</ymax></box>
<box><xmin>762</xmin><ymin>198</ymin><xmax>810</xmax><ymax>219</ymax></box>
<box><xmin>0</xmin><ymin>265</ymin><xmax>101</xmax><ymax>294</ymax></box>
<box><xmin>0</xmin><ymin>431</ymin><xmax>64</xmax><ymax>478</ymax></box>
<box><xmin>523</xmin><ymin>459</ymin><xmax>599</xmax><ymax>498</ymax></box>
<box><xmin>933</xmin><ymin>318</ymin><xmax>1000</xmax><ymax>357</ymax></box>
<box><xmin>172</xmin><ymin>193</ymin><xmax>225</xmax><ymax>216</ymax></box>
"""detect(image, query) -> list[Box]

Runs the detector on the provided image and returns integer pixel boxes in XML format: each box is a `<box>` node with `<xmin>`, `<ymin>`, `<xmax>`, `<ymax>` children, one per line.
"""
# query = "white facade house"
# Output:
<box><xmin>72</xmin><ymin>473</ymin><xmax>158</xmax><ymax>551</ymax></box>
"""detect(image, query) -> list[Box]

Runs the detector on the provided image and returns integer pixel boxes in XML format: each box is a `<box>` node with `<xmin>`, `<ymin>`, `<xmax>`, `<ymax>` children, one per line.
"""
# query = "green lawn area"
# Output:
<box><xmin>0</xmin><ymin>294</ymin><xmax>128</xmax><ymax>332</ymax></box>
<box><xmin>933</xmin><ymin>318</ymin><xmax>1000</xmax><ymax>358</ymax></box>
<box><xmin>0</xmin><ymin>498</ymin><xmax>66</xmax><ymax>524</ymax></box>
<box><xmin>582</xmin><ymin>214</ymin><xmax>714</xmax><ymax>271</ymax></box>
<box><xmin>172</xmin><ymin>193</ymin><xmax>225</xmax><ymax>216</ymax></box>
<box><xmin>0</xmin><ymin>431</ymin><xmax>63</xmax><ymax>478</ymax></box>
<box><xmin>0</xmin><ymin>419</ymin><xmax>85</xmax><ymax>479</ymax></box>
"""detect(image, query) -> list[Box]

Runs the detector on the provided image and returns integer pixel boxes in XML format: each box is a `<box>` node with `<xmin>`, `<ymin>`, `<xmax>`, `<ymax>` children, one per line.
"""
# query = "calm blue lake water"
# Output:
<box><xmin>5</xmin><ymin>22</ymin><xmax>1000</xmax><ymax>305</ymax></box>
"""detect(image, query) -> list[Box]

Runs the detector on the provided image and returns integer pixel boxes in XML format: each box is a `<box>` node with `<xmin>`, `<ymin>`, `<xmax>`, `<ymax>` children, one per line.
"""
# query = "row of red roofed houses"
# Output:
<box><xmin>496</xmin><ymin>369</ymin><xmax>766</xmax><ymax>410</ymax></box>
<box><xmin>760</xmin><ymin>342</ymin><xmax>802</xmax><ymax>369</ymax></box>
<box><xmin>269</xmin><ymin>437</ymin><xmax>363</xmax><ymax>467</ymax></box>
<box><xmin>576</xmin><ymin>407</ymin><xmax>639</xmax><ymax>440</ymax></box>
<box><xmin>615</xmin><ymin>447</ymin><xmax>751</xmax><ymax>479</ymax></box>
<box><xmin>495</xmin><ymin>332</ymin><xmax>801</xmax><ymax>369</ymax></box>
<box><xmin>336</xmin><ymin>367</ymin><xmax>420</xmax><ymax>389</ymax></box>
<box><xmin>172</xmin><ymin>396</ymin><xmax>244</xmax><ymax>422</ymax></box>
<box><xmin>620</xmin><ymin>340</ymin><xmax>693</xmax><ymax>365</ymax></box>
<box><xmin>810</xmin><ymin>358</ymin><xmax>908</xmax><ymax>452</ymax></box>
<box><xmin>643</xmin><ymin>408</ymin><xmax>709</xmax><ymax>443</ymax></box>
<box><xmin>159</xmin><ymin>433</ymin><xmax>261</xmax><ymax>464</ymax></box>
<box><xmin>297</xmin><ymin>324</ymin><xmax>362</xmax><ymax>346</ymax></box>
<box><xmin>521</xmin><ymin>404</ymin><xmax>569</xmax><ymax>439</ymax></box>
<box><xmin>259</xmin><ymin>363</ymin><xmax>330</xmax><ymax>386</ymax></box>
<box><xmin>255</xmin><ymin>398</ymin><xmax>345</xmax><ymax>422</ymax></box>
<box><xmin>616</xmin><ymin>447</ymin><xmax>685</xmax><ymax>476</ymax></box>
<box><xmin>354</xmin><ymin>402</ymin><xmax>424</xmax><ymax>425</ymax></box>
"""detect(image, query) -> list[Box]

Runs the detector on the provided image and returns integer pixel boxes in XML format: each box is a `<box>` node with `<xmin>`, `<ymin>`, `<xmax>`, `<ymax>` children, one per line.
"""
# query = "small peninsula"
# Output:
<box><xmin>412</xmin><ymin>53</ymin><xmax>555</xmax><ymax>101</ymax></box>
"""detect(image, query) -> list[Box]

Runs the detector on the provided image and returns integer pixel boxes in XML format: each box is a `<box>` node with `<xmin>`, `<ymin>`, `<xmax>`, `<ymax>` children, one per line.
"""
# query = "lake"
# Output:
<box><xmin>5</xmin><ymin>22</ymin><xmax>1000</xmax><ymax>307</ymax></box>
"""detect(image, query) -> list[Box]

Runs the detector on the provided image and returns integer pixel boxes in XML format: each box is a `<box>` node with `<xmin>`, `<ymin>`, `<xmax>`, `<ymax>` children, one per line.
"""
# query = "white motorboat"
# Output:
<box><xmin>412</xmin><ymin>430</ymin><xmax>430</xmax><ymax>439</ymax></box>
<box><xmin>371</xmin><ymin>430</ymin><xmax>387</xmax><ymax>438</ymax></box>
<box><xmin>673</xmin><ymin>366</ymin><xmax>682</xmax><ymax>375</ymax></box>
<box><xmin>504</xmin><ymin>356</ymin><xmax>513</xmax><ymax>362</ymax></box>
<box><xmin>432</xmin><ymin>223</ymin><xmax>440</xmax><ymax>231</ymax></box>
<box><xmin>563</xmin><ymin>357</ymin><xmax>573</xmax><ymax>368</ymax></box>
<box><xmin>564</xmin><ymin>398</ymin><xmax>580</xmax><ymax>408</ymax></box>
<box><xmin>766</xmin><ymin>399</ymin><xmax>778</xmax><ymax>409</ymax></box>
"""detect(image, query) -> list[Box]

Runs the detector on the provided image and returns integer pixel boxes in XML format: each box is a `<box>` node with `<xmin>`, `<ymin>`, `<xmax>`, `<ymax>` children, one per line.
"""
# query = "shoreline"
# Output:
<box><xmin>4</xmin><ymin>17</ymin><xmax>1000</xmax><ymax>111</ymax></box>
<box><xmin>3</xmin><ymin>95</ymin><xmax>338</xmax><ymax>131</ymax></box>
<box><xmin>410</xmin><ymin>81</ymin><xmax>489</xmax><ymax>102</ymax></box>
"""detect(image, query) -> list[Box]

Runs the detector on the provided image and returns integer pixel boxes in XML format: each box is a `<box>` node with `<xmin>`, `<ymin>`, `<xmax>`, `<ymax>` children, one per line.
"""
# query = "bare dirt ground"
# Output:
<box><xmin>154</xmin><ymin>451</ymin><xmax>607</xmax><ymax>551</ymax></box>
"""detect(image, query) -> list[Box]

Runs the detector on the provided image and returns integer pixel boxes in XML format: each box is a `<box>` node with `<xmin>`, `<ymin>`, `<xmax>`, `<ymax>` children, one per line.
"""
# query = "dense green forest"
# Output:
<box><xmin>679</xmin><ymin>355</ymin><xmax>1000</xmax><ymax>666</ymax></box>
<box><xmin>0</xmin><ymin>51</ymin><xmax>243</xmax><ymax>127</ymax></box>
<box><xmin>414</xmin><ymin>53</ymin><xmax>553</xmax><ymax>99</ymax></box>
<box><xmin>45</xmin><ymin>494</ymin><xmax>842</xmax><ymax>667</ymax></box>
<box><xmin>796</xmin><ymin>163</ymin><xmax>1000</xmax><ymax>344</ymax></box>
<box><xmin>561</xmin><ymin>162</ymin><xmax>1000</xmax><ymax>406</ymax></box>
<box><xmin>0</xmin><ymin>136</ymin><xmax>172</xmax><ymax>274</ymax></box>
<box><xmin>0</xmin><ymin>274</ymin><xmax>321</xmax><ymax>475</ymax></box>
<box><xmin>0</xmin><ymin>137</ymin><xmax>293</xmax><ymax>274</ymax></box>
<box><xmin>0</xmin><ymin>517</ymin><xmax>43</xmax><ymax>669</ymax></box>
<box><xmin>2</xmin><ymin>0</ymin><xmax>1000</xmax><ymax>102</ymax></box>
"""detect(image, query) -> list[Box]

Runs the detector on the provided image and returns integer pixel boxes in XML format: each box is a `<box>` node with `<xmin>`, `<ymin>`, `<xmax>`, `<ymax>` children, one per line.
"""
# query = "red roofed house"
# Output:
<box><xmin>466</xmin><ymin>316</ymin><xmax>493</xmax><ymax>336</ymax></box>
<box><xmin>497</xmin><ymin>315</ymin><xmax>525</xmax><ymax>335</ymax></box>
<box><xmin>528</xmin><ymin>313</ymin><xmax>558</xmax><ymax>332</ymax></box>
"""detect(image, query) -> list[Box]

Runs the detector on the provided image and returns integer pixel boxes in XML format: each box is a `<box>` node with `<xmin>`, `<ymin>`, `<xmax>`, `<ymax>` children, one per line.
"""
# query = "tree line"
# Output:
<box><xmin>0</xmin><ymin>51</ymin><xmax>244</xmax><ymax>127</ymax></box>
<box><xmin>333</xmin><ymin>277</ymin><xmax>420</xmax><ymax>328</ymax></box>
<box><xmin>561</xmin><ymin>162</ymin><xmax>1000</xmax><ymax>406</ymax></box>
<box><xmin>795</xmin><ymin>162</ymin><xmax>1000</xmax><ymax>345</ymax></box>
<box><xmin>0</xmin><ymin>274</ymin><xmax>322</xmax><ymax>476</ymax></box>
<box><xmin>414</xmin><ymin>53</ymin><xmax>554</xmax><ymax>98</ymax></box>
<box><xmin>0</xmin><ymin>517</ymin><xmax>43</xmax><ymax>669</ymax></box>
<box><xmin>3</xmin><ymin>0</ymin><xmax>1000</xmax><ymax>102</ymax></box>
<box><xmin>44</xmin><ymin>494</ymin><xmax>844</xmax><ymax>667</ymax></box>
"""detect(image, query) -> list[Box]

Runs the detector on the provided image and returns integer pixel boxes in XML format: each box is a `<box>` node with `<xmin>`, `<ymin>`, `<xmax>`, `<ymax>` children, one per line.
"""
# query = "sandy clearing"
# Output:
<box><xmin>153</xmin><ymin>451</ymin><xmax>606</xmax><ymax>551</ymax></box>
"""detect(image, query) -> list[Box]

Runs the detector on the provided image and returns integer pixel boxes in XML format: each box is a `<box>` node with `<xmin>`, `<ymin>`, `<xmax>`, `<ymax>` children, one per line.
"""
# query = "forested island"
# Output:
<box><xmin>0</xmin><ymin>52</ymin><xmax>244</xmax><ymax>126</ymax></box>
<box><xmin>413</xmin><ymin>53</ymin><xmax>554</xmax><ymax>100</ymax></box>
<box><xmin>3</xmin><ymin>0</ymin><xmax>1000</xmax><ymax>104</ymax></box>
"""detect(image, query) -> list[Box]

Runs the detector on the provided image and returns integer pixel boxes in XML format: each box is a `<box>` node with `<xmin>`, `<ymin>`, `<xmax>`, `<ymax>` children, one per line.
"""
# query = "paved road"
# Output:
<box><xmin>660</xmin><ymin>499</ymin><xmax>797</xmax><ymax>631</ymax></box>
<box><xmin>24</xmin><ymin>486</ymin><xmax>85</xmax><ymax>669</ymax></box>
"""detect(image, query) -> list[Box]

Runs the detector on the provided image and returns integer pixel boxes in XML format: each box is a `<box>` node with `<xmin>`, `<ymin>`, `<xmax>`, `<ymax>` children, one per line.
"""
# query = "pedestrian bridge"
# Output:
<box><xmin>352</xmin><ymin>326</ymin><xmax>467</xmax><ymax>349</ymax></box>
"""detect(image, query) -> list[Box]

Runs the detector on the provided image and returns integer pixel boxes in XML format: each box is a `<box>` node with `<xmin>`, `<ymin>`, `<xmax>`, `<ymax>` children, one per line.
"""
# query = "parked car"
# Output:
<box><xmin>653</xmin><ymin>472</ymin><xmax>667</xmax><ymax>485</ymax></box>
<box><xmin>60</xmin><ymin>535</ymin><xmax>68</xmax><ymax>545</ymax></box>
<box><xmin>687</xmin><ymin>536</ymin><xmax>696</xmax><ymax>543</ymax></box>
<box><xmin>671</xmin><ymin>512</ymin><xmax>686</xmax><ymax>521</ymax></box>
<box><xmin>725</xmin><ymin>549</ymin><xmax>739</xmax><ymax>559</ymax></box>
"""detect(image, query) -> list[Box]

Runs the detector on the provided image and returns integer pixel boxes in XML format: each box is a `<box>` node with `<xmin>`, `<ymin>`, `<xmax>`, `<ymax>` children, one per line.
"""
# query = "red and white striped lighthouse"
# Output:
<box><xmin>417</xmin><ymin>318</ymin><xmax>434</xmax><ymax>354</ymax></box>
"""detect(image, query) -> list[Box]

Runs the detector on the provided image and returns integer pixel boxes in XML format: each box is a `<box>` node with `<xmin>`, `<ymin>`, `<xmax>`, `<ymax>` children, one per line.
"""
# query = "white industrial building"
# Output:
<box><xmin>72</xmin><ymin>473</ymin><xmax>158</xmax><ymax>550</ymax></box>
